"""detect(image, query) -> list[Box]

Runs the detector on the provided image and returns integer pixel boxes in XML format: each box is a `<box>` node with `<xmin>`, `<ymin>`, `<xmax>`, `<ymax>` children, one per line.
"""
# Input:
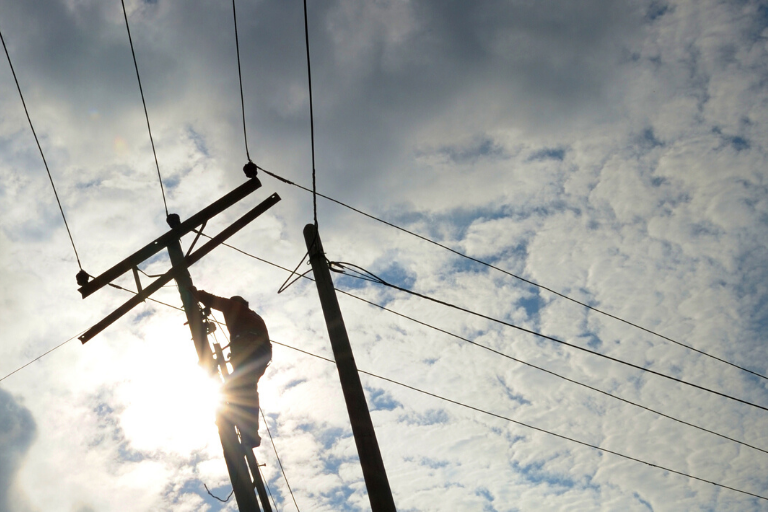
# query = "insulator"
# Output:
<box><xmin>243</xmin><ymin>161</ymin><xmax>258</xmax><ymax>179</ymax></box>
<box><xmin>166</xmin><ymin>213</ymin><xmax>181</xmax><ymax>228</ymax></box>
<box><xmin>76</xmin><ymin>269</ymin><xmax>89</xmax><ymax>287</ymax></box>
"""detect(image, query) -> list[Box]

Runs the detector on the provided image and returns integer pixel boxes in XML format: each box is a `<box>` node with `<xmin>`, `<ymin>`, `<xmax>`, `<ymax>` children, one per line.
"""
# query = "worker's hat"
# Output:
<box><xmin>230</xmin><ymin>295</ymin><xmax>249</xmax><ymax>306</ymax></box>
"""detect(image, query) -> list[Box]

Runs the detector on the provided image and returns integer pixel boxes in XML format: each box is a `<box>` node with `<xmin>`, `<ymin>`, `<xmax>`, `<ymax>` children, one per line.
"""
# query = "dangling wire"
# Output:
<box><xmin>204</xmin><ymin>484</ymin><xmax>234</xmax><ymax>503</ymax></box>
<box><xmin>1</xmin><ymin>24</ymin><xmax>84</xmax><ymax>270</ymax></box>
<box><xmin>120</xmin><ymin>0</ymin><xmax>169</xmax><ymax>216</ymax></box>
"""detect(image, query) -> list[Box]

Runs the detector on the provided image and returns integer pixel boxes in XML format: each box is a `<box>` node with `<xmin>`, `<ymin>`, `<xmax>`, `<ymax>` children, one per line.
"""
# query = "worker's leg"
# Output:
<box><xmin>231</xmin><ymin>342</ymin><xmax>272</xmax><ymax>447</ymax></box>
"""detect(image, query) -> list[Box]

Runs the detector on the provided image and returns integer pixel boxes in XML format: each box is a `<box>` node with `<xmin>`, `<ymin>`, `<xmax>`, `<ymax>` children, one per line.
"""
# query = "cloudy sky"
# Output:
<box><xmin>2</xmin><ymin>0</ymin><xmax>768</xmax><ymax>510</ymax></box>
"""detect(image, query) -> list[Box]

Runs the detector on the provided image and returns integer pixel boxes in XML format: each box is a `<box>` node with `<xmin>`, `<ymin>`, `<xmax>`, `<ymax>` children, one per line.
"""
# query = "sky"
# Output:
<box><xmin>1</xmin><ymin>0</ymin><xmax>768</xmax><ymax>510</ymax></box>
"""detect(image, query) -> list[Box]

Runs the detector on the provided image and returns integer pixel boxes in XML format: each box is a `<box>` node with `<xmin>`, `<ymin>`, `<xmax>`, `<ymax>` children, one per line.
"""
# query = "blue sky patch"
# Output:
<box><xmin>633</xmin><ymin>492</ymin><xmax>654</xmax><ymax>511</ymax></box>
<box><xmin>187</xmin><ymin>127</ymin><xmax>209</xmax><ymax>157</ymax></box>
<box><xmin>437</xmin><ymin>136</ymin><xmax>506</xmax><ymax>164</ymax></box>
<box><xmin>528</xmin><ymin>147</ymin><xmax>566</xmax><ymax>162</ymax></box>
<box><xmin>646</xmin><ymin>2</ymin><xmax>669</xmax><ymax>22</ymax></box>
<box><xmin>399</xmin><ymin>408</ymin><xmax>450</xmax><ymax>426</ymax></box>
<box><xmin>512</xmin><ymin>459</ymin><xmax>577</xmax><ymax>493</ymax></box>
<box><xmin>496</xmin><ymin>376</ymin><xmax>532</xmax><ymax>407</ymax></box>
<box><xmin>367</xmin><ymin>387</ymin><xmax>402</xmax><ymax>411</ymax></box>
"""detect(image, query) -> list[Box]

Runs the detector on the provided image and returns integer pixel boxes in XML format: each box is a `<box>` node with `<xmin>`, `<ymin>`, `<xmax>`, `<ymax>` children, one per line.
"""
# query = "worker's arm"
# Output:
<box><xmin>195</xmin><ymin>289</ymin><xmax>231</xmax><ymax>312</ymax></box>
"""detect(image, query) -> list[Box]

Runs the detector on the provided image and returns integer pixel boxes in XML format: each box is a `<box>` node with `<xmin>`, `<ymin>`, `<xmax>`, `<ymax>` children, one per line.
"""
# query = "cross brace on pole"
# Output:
<box><xmin>78</xmin><ymin>192</ymin><xmax>281</xmax><ymax>349</ymax></box>
<box><xmin>78</xmin><ymin>178</ymin><xmax>263</xmax><ymax>299</ymax></box>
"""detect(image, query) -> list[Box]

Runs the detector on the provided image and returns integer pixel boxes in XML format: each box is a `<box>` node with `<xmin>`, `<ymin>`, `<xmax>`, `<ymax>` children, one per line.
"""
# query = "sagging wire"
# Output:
<box><xmin>270</xmin><ymin>339</ymin><xmax>768</xmax><ymax>503</ymax></box>
<box><xmin>120</xmin><ymin>0</ymin><xmax>169</xmax><ymax>216</ymax></box>
<box><xmin>255</xmin><ymin>165</ymin><xmax>768</xmax><ymax>383</ymax></box>
<box><xmin>329</xmin><ymin>261</ymin><xmax>768</xmax><ymax>413</ymax></box>
<box><xmin>261</xmin><ymin>408</ymin><xmax>300</xmax><ymax>511</ymax></box>
<box><xmin>231</xmin><ymin>0</ymin><xmax>252</xmax><ymax>163</ymax></box>
<box><xmin>1</xmin><ymin>23</ymin><xmax>84</xmax><ymax>271</ymax></box>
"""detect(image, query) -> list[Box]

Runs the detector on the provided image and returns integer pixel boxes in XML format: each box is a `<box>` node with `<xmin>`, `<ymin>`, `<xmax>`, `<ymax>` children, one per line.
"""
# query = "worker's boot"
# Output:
<box><xmin>240</xmin><ymin>404</ymin><xmax>261</xmax><ymax>448</ymax></box>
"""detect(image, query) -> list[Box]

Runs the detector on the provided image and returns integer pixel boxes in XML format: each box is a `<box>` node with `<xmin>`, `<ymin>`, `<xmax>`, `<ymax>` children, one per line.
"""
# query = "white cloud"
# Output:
<box><xmin>2</xmin><ymin>0</ymin><xmax>768</xmax><ymax>510</ymax></box>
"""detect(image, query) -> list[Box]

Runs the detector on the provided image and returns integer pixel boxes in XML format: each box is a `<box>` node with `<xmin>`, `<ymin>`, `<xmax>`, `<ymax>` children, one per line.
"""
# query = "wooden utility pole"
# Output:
<box><xmin>78</xmin><ymin>178</ymin><xmax>280</xmax><ymax>512</ymax></box>
<box><xmin>166</xmin><ymin>220</ymin><xmax>259</xmax><ymax>512</ymax></box>
<box><xmin>303</xmin><ymin>224</ymin><xmax>397</xmax><ymax>512</ymax></box>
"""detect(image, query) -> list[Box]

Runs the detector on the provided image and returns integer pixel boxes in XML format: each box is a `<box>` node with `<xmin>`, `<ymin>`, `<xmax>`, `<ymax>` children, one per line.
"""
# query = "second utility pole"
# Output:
<box><xmin>304</xmin><ymin>224</ymin><xmax>396</xmax><ymax>512</ymax></box>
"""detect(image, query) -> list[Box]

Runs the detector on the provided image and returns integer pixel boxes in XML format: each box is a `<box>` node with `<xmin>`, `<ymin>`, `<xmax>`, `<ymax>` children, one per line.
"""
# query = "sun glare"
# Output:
<box><xmin>119</xmin><ymin>333</ymin><xmax>225</xmax><ymax>455</ymax></box>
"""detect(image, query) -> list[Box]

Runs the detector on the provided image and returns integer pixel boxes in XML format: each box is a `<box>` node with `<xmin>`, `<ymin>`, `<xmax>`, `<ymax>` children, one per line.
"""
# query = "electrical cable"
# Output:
<box><xmin>120</xmin><ymin>0</ymin><xmax>169</xmax><ymax>216</ymax></box>
<box><xmin>231</xmin><ymin>0</ymin><xmax>251</xmax><ymax>162</ymax></box>
<box><xmin>7</xmin><ymin>251</ymin><xmax>766</xmax><ymax>500</ymax></box>
<box><xmin>193</xmin><ymin>235</ymin><xmax>763</xmax><ymax>413</ymax></box>
<box><xmin>334</xmin><ymin>289</ymin><xmax>768</xmax><ymax>455</ymax></box>
<box><xmin>276</xmin><ymin>252</ymin><xmax>311</xmax><ymax>294</ymax></box>
<box><xmin>256</xmin><ymin>166</ymin><xmax>768</xmax><ymax>382</ymax></box>
<box><xmin>269</xmin><ymin>338</ymin><xmax>768</xmax><ymax>503</ymax></box>
<box><xmin>302</xmin><ymin>0</ymin><xmax>317</xmax><ymax>228</ymax></box>
<box><xmin>1</xmin><ymin>24</ymin><xmax>84</xmax><ymax>270</ymax></box>
<box><xmin>204</xmin><ymin>484</ymin><xmax>234</xmax><ymax>503</ymax></box>
<box><xmin>272</xmin><ymin>0</ymin><xmax>320</xmax><ymax>295</ymax></box>
<box><xmin>330</xmin><ymin>261</ymin><xmax>768</xmax><ymax>413</ymax></box>
<box><xmin>261</xmin><ymin>408</ymin><xmax>301</xmax><ymax>512</ymax></box>
<box><xmin>9</xmin><ymin>303</ymin><xmax>763</xmax><ymax>502</ymax></box>
<box><xmin>191</xmin><ymin>241</ymin><xmax>768</xmax><ymax>455</ymax></box>
<box><xmin>0</xmin><ymin>331</ymin><xmax>84</xmax><ymax>383</ymax></box>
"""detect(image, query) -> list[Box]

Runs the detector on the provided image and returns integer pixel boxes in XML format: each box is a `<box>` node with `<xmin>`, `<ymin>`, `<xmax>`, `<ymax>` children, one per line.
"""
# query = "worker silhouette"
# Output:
<box><xmin>192</xmin><ymin>288</ymin><xmax>271</xmax><ymax>448</ymax></box>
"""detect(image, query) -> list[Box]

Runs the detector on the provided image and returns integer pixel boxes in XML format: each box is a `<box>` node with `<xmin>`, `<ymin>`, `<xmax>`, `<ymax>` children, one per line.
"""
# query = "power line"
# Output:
<box><xmin>120</xmin><ymin>0</ymin><xmax>169</xmax><ymax>216</ymax></box>
<box><xmin>272</xmin><ymin>0</ymin><xmax>318</xmax><ymax>296</ymax></box>
<box><xmin>272</xmin><ymin>0</ymin><xmax>320</xmax><ymax>296</ymax></box>
<box><xmin>9</xmin><ymin>291</ymin><xmax>764</xmax><ymax>503</ymax></box>
<box><xmin>261</xmin><ymin>408</ymin><xmax>301</xmax><ymax>512</ymax></box>
<box><xmin>0</xmin><ymin>331</ymin><xmax>84</xmax><ymax>383</ymax></box>
<box><xmin>331</xmin><ymin>261</ymin><xmax>768</xmax><ymax>414</ymax></box>
<box><xmin>1</xmin><ymin>24</ymin><xmax>84</xmax><ymax>270</ymax></box>
<box><xmin>269</xmin><ymin>338</ymin><xmax>768</xmax><ymax>503</ymax></box>
<box><xmin>192</xmin><ymin>231</ymin><xmax>768</xmax><ymax>413</ymax></box>
<box><xmin>231</xmin><ymin>0</ymin><xmax>251</xmax><ymax>162</ymax></box>
<box><xmin>256</xmin><ymin>166</ymin><xmax>768</xmax><ymax>382</ymax></box>
<box><xmin>6</xmin><ymin>253</ymin><xmax>766</xmax><ymax>501</ymax></box>
<box><xmin>333</xmin><ymin>289</ymin><xmax>768</xmax><ymax>455</ymax></box>
<box><xmin>195</xmin><ymin>240</ymin><xmax>768</xmax><ymax>455</ymax></box>
<box><xmin>302</xmin><ymin>0</ymin><xmax>318</xmax><ymax>228</ymax></box>
<box><xmin>0</xmin><ymin>282</ymin><xmax>186</xmax><ymax>384</ymax></box>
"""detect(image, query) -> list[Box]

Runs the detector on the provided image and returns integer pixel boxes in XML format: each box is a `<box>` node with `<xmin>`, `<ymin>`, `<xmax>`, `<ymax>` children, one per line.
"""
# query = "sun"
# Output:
<box><xmin>118</xmin><ymin>323</ymin><xmax>226</xmax><ymax>455</ymax></box>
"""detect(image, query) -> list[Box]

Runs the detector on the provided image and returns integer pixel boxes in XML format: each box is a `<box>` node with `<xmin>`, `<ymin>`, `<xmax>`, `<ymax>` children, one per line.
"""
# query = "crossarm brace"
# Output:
<box><xmin>79</xmin><ymin>192</ymin><xmax>281</xmax><ymax>343</ymax></box>
<box><xmin>78</xmin><ymin>178</ymin><xmax>263</xmax><ymax>299</ymax></box>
